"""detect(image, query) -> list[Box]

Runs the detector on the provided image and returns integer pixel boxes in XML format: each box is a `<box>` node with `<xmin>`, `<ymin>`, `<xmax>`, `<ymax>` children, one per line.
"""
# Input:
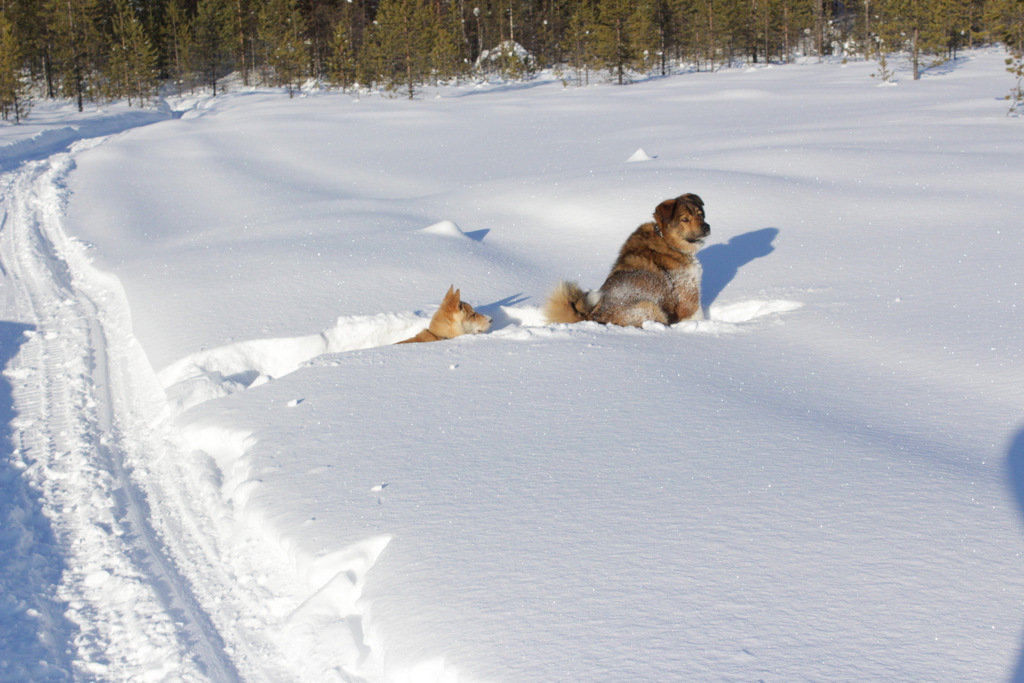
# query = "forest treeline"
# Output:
<box><xmin>1</xmin><ymin>0</ymin><xmax>1023</xmax><ymax>119</ymax></box>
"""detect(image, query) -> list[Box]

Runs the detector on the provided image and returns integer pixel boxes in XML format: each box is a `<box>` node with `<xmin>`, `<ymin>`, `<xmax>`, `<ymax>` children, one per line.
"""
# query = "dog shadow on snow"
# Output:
<box><xmin>698</xmin><ymin>227</ymin><xmax>779</xmax><ymax>309</ymax></box>
<box><xmin>478</xmin><ymin>293</ymin><xmax>531</xmax><ymax>331</ymax></box>
<box><xmin>1007</xmin><ymin>428</ymin><xmax>1024</xmax><ymax>682</ymax></box>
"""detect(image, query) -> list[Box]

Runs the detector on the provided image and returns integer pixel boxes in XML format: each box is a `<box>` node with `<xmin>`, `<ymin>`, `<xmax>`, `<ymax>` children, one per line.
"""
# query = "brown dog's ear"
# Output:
<box><xmin>678</xmin><ymin>193</ymin><xmax>704</xmax><ymax>208</ymax></box>
<box><xmin>653</xmin><ymin>199</ymin><xmax>677</xmax><ymax>235</ymax></box>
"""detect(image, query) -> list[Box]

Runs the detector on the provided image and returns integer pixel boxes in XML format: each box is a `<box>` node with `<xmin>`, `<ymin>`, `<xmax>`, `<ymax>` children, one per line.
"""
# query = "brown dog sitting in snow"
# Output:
<box><xmin>397</xmin><ymin>286</ymin><xmax>492</xmax><ymax>343</ymax></box>
<box><xmin>544</xmin><ymin>193</ymin><xmax>710</xmax><ymax>327</ymax></box>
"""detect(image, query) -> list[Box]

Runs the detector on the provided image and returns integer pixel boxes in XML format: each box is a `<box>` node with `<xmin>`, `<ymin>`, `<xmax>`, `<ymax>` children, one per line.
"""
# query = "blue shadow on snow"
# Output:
<box><xmin>698</xmin><ymin>227</ymin><xmax>779</xmax><ymax>309</ymax></box>
<box><xmin>463</xmin><ymin>228</ymin><xmax>490</xmax><ymax>242</ymax></box>
<box><xmin>1007</xmin><ymin>428</ymin><xmax>1024</xmax><ymax>683</ymax></box>
<box><xmin>479</xmin><ymin>292</ymin><xmax>530</xmax><ymax>331</ymax></box>
<box><xmin>0</xmin><ymin>321</ymin><xmax>77</xmax><ymax>680</ymax></box>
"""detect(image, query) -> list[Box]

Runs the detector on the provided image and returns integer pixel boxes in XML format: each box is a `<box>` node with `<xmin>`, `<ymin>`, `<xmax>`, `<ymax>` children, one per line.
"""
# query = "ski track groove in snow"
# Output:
<box><xmin>2</xmin><ymin>120</ymin><xmax>396</xmax><ymax>682</ymax></box>
<box><xmin>0</xmin><ymin>145</ymin><xmax>235</xmax><ymax>680</ymax></box>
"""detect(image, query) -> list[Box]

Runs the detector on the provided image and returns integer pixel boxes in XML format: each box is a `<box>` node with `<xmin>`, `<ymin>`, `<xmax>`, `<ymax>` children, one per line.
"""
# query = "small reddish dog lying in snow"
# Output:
<box><xmin>397</xmin><ymin>286</ymin><xmax>492</xmax><ymax>344</ymax></box>
<box><xmin>544</xmin><ymin>193</ymin><xmax>710</xmax><ymax>327</ymax></box>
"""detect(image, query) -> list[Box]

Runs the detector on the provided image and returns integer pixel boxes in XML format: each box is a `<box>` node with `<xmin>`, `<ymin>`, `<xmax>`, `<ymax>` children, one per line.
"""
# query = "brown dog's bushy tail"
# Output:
<box><xmin>543</xmin><ymin>281</ymin><xmax>598</xmax><ymax>324</ymax></box>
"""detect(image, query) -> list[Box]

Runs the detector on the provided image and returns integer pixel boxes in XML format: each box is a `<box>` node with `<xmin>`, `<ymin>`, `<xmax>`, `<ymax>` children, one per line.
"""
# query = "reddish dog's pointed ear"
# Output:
<box><xmin>654</xmin><ymin>199</ymin><xmax>676</xmax><ymax>233</ymax></box>
<box><xmin>441</xmin><ymin>285</ymin><xmax>459</xmax><ymax>309</ymax></box>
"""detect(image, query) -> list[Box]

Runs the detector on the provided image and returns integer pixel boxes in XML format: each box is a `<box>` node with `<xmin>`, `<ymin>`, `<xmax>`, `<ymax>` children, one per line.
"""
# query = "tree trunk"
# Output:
<box><xmin>912</xmin><ymin>26</ymin><xmax>920</xmax><ymax>80</ymax></box>
<box><xmin>235</xmin><ymin>0</ymin><xmax>248</xmax><ymax>85</ymax></box>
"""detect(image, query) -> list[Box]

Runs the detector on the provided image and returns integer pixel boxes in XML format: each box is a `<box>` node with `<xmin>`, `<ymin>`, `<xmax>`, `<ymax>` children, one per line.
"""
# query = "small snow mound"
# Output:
<box><xmin>475</xmin><ymin>40</ymin><xmax>535</xmax><ymax>71</ymax></box>
<box><xmin>710</xmin><ymin>299</ymin><xmax>803</xmax><ymax>323</ymax></box>
<box><xmin>626</xmin><ymin>148</ymin><xmax>655</xmax><ymax>163</ymax></box>
<box><xmin>420</xmin><ymin>220</ymin><xmax>466</xmax><ymax>238</ymax></box>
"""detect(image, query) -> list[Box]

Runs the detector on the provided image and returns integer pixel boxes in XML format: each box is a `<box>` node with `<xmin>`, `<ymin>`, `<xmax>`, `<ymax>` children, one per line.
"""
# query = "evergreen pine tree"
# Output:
<box><xmin>564</xmin><ymin>0</ymin><xmax>598</xmax><ymax>85</ymax></box>
<box><xmin>649</xmin><ymin>0</ymin><xmax>678</xmax><ymax>75</ymax></box>
<box><xmin>762</xmin><ymin>0</ymin><xmax>803</xmax><ymax>63</ymax></box>
<box><xmin>369</xmin><ymin>0</ymin><xmax>435</xmax><ymax>98</ymax></box>
<box><xmin>734</xmin><ymin>0</ymin><xmax>760</xmax><ymax>62</ymax></box>
<box><xmin>305</xmin><ymin>0</ymin><xmax>338</xmax><ymax>80</ymax></box>
<box><xmin>715</xmin><ymin>0</ymin><xmax>749</xmax><ymax>64</ymax></box>
<box><xmin>108</xmin><ymin>0</ymin><xmax>158</xmax><ymax>106</ymax></box>
<box><xmin>164</xmin><ymin>0</ymin><xmax>193</xmax><ymax>96</ymax></box>
<box><xmin>258</xmin><ymin>0</ymin><xmax>309</xmax><ymax>96</ymax></box>
<box><xmin>670</xmin><ymin>0</ymin><xmax>704</xmax><ymax>67</ymax></box>
<box><xmin>875</xmin><ymin>0</ymin><xmax>953</xmax><ymax>79</ymax></box>
<box><xmin>0</xmin><ymin>10</ymin><xmax>30</xmax><ymax>122</ymax></box>
<box><xmin>781</xmin><ymin>0</ymin><xmax>817</xmax><ymax>62</ymax></box>
<box><xmin>627</xmin><ymin>0</ymin><xmax>660</xmax><ymax>74</ymax></box>
<box><xmin>694</xmin><ymin>0</ymin><xmax>723</xmax><ymax>69</ymax></box>
<box><xmin>227</xmin><ymin>0</ymin><xmax>257</xmax><ymax>86</ymax></box>
<box><xmin>595</xmin><ymin>0</ymin><xmax>636</xmax><ymax>83</ymax></box>
<box><xmin>987</xmin><ymin>0</ymin><xmax>1024</xmax><ymax>112</ymax></box>
<box><xmin>986</xmin><ymin>0</ymin><xmax>1024</xmax><ymax>53</ymax></box>
<box><xmin>1008</xmin><ymin>49</ymin><xmax>1024</xmax><ymax>114</ymax></box>
<box><xmin>45</xmin><ymin>0</ymin><xmax>103</xmax><ymax>111</ymax></box>
<box><xmin>534</xmin><ymin>0</ymin><xmax>567</xmax><ymax>67</ymax></box>
<box><xmin>870</xmin><ymin>0</ymin><xmax>903</xmax><ymax>78</ymax></box>
<box><xmin>431</xmin><ymin>0</ymin><xmax>469</xmax><ymax>84</ymax></box>
<box><xmin>810</xmin><ymin>0</ymin><xmax>828</xmax><ymax>58</ymax></box>
<box><xmin>330</xmin><ymin>0</ymin><xmax>360</xmax><ymax>89</ymax></box>
<box><xmin>3</xmin><ymin>0</ymin><xmax>47</xmax><ymax>95</ymax></box>
<box><xmin>193</xmin><ymin>0</ymin><xmax>232</xmax><ymax>95</ymax></box>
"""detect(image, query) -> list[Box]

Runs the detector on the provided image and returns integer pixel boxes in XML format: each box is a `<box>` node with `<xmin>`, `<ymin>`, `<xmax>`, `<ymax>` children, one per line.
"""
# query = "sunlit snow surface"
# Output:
<box><xmin>2</xmin><ymin>51</ymin><xmax>1023</xmax><ymax>681</ymax></box>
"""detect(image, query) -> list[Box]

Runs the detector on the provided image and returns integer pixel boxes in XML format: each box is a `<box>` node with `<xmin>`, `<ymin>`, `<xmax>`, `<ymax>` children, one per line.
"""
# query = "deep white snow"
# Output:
<box><xmin>2</xmin><ymin>52</ymin><xmax>1023</xmax><ymax>682</ymax></box>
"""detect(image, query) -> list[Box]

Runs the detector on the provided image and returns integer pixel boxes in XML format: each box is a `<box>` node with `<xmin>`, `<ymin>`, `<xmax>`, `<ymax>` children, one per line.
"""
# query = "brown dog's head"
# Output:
<box><xmin>653</xmin><ymin>193</ymin><xmax>710</xmax><ymax>249</ymax></box>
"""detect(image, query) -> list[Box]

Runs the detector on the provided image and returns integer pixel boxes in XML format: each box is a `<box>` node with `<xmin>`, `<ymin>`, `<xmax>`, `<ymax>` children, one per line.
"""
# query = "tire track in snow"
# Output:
<box><xmin>0</xmin><ymin>149</ymin><xmax>237</xmax><ymax>679</ymax></box>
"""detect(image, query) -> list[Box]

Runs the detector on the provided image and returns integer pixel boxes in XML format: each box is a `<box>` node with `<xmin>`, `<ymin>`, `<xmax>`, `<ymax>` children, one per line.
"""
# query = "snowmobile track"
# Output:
<box><xmin>1</xmin><ymin>152</ymin><xmax>238</xmax><ymax>680</ymax></box>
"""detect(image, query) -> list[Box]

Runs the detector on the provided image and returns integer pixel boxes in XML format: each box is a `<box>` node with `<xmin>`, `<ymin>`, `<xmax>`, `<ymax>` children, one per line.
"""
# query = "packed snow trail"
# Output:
<box><xmin>1</xmin><ymin>117</ymin><xmax>395</xmax><ymax>682</ymax></box>
<box><xmin>0</xmin><ymin>141</ymin><xmax>236</xmax><ymax>678</ymax></box>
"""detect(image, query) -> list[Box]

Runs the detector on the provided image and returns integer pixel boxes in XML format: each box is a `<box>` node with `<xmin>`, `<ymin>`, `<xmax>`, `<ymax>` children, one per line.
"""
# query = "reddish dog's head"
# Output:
<box><xmin>430</xmin><ymin>286</ymin><xmax>492</xmax><ymax>338</ymax></box>
<box><xmin>652</xmin><ymin>193</ymin><xmax>710</xmax><ymax>249</ymax></box>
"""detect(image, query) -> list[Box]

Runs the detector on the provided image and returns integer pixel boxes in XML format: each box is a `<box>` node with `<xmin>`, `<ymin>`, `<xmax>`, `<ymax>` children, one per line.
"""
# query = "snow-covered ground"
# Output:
<box><xmin>1</xmin><ymin>52</ymin><xmax>1023</xmax><ymax>681</ymax></box>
